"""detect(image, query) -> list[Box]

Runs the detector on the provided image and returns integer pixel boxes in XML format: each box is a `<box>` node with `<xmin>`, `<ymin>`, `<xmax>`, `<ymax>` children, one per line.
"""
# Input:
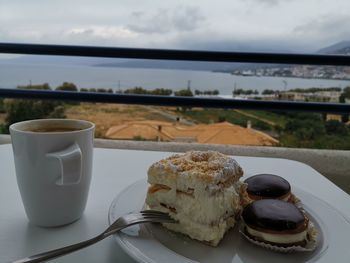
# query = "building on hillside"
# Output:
<box><xmin>311</xmin><ymin>91</ymin><xmax>341</xmax><ymax>102</ymax></box>
<box><xmin>326</xmin><ymin>114</ymin><xmax>342</xmax><ymax>122</ymax></box>
<box><xmin>278</xmin><ymin>92</ymin><xmax>306</xmax><ymax>101</ymax></box>
<box><xmin>278</xmin><ymin>91</ymin><xmax>341</xmax><ymax>102</ymax></box>
<box><xmin>105</xmin><ymin>121</ymin><xmax>278</xmax><ymax>146</ymax></box>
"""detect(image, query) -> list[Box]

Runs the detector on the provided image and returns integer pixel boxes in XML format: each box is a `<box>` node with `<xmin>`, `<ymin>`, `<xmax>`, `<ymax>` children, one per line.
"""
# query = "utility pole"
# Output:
<box><xmin>117</xmin><ymin>80</ymin><xmax>121</xmax><ymax>93</ymax></box>
<box><xmin>187</xmin><ymin>80</ymin><xmax>191</xmax><ymax>90</ymax></box>
<box><xmin>282</xmin><ymin>80</ymin><xmax>287</xmax><ymax>91</ymax></box>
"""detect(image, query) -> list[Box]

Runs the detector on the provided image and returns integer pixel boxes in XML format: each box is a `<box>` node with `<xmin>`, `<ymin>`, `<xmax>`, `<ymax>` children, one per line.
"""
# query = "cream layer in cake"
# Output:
<box><xmin>245</xmin><ymin>225</ymin><xmax>308</xmax><ymax>244</ymax></box>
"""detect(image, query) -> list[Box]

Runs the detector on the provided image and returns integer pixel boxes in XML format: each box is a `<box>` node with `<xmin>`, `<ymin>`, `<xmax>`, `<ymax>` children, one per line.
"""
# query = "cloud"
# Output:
<box><xmin>246</xmin><ymin>0</ymin><xmax>281</xmax><ymax>6</ymax></box>
<box><xmin>126</xmin><ymin>6</ymin><xmax>205</xmax><ymax>34</ymax></box>
<box><xmin>0</xmin><ymin>27</ymin><xmax>44</xmax><ymax>41</ymax></box>
<box><xmin>293</xmin><ymin>14</ymin><xmax>350</xmax><ymax>42</ymax></box>
<box><xmin>65</xmin><ymin>26</ymin><xmax>138</xmax><ymax>39</ymax></box>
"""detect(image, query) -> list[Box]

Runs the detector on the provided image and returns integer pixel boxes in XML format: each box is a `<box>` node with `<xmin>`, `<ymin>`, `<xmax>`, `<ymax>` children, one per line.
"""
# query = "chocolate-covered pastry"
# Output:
<box><xmin>242</xmin><ymin>174</ymin><xmax>299</xmax><ymax>205</ymax></box>
<box><xmin>242</xmin><ymin>199</ymin><xmax>309</xmax><ymax>247</ymax></box>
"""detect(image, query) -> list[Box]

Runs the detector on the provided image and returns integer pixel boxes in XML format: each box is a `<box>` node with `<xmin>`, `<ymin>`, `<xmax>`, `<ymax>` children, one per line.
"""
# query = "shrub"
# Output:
<box><xmin>133</xmin><ymin>135</ymin><xmax>147</xmax><ymax>141</ymax></box>
<box><xmin>18</xmin><ymin>83</ymin><xmax>51</xmax><ymax>90</ymax></box>
<box><xmin>262</xmin><ymin>89</ymin><xmax>275</xmax><ymax>95</ymax></box>
<box><xmin>325</xmin><ymin>120</ymin><xmax>348</xmax><ymax>135</ymax></box>
<box><xmin>56</xmin><ymin>82</ymin><xmax>78</xmax><ymax>92</ymax></box>
<box><xmin>0</xmin><ymin>123</ymin><xmax>5</xmax><ymax>134</ymax></box>
<box><xmin>174</xmin><ymin>89</ymin><xmax>193</xmax><ymax>97</ymax></box>
<box><xmin>0</xmin><ymin>99</ymin><xmax>5</xmax><ymax>113</ymax></box>
<box><xmin>284</xmin><ymin>119</ymin><xmax>325</xmax><ymax>140</ymax></box>
<box><xmin>124</xmin><ymin>87</ymin><xmax>149</xmax><ymax>94</ymax></box>
<box><xmin>253</xmin><ymin>121</ymin><xmax>272</xmax><ymax>131</ymax></box>
<box><xmin>218</xmin><ymin>115</ymin><xmax>226</xmax><ymax>122</ymax></box>
<box><xmin>341</xmin><ymin>114</ymin><xmax>349</xmax><ymax>123</ymax></box>
<box><xmin>3</xmin><ymin>99</ymin><xmax>65</xmax><ymax>131</ymax></box>
<box><xmin>150</xmin><ymin>88</ymin><xmax>173</xmax><ymax>96</ymax></box>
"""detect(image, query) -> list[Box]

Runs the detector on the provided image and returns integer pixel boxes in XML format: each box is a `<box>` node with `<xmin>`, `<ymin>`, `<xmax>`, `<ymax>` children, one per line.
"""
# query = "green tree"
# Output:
<box><xmin>0</xmin><ymin>99</ymin><xmax>5</xmax><ymax>113</ymax></box>
<box><xmin>195</xmin><ymin>89</ymin><xmax>202</xmax><ymax>95</ymax></box>
<box><xmin>0</xmin><ymin>124</ymin><xmax>5</xmax><ymax>134</ymax></box>
<box><xmin>18</xmin><ymin>83</ymin><xmax>51</xmax><ymax>90</ymax></box>
<box><xmin>56</xmin><ymin>82</ymin><xmax>78</xmax><ymax>92</ymax></box>
<box><xmin>80</xmin><ymin>88</ymin><xmax>89</xmax><ymax>92</ymax></box>
<box><xmin>150</xmin><ymin>88</ymin><xmax>173</xmax><ymax>96</ymax></box>
<box><xmin>285</xmin><ymin>118</ymin><xmax>325</xmax><ymax>140</ymax></box>
<box><xmin>174</xmin><ymin>89</ymin><xmax>193</xmax><ymax>97</ymax></box>
<box><xmin>262</xmin><ymin>89</ymin><xmax>276</xmax><ymax>95</ymax></box>
<box><xmin>339</xmin><ymin>86</ymin><xmax>350</xmax><ymax>103</ymax></box>
<box><xmin>1</xmin><ymin>84</ymin><xmax>66</xmax><ymax>133</ymax></box>
<box><xmin>218</xmin><ymin>115</ymin><xmax>226</xmax><ymax>122</ymax></box>
<box><xmin>341</xmin><ymin>114</ymin><xmax>349</xmax><ymax>123</ymax></box>
<box><xmin>174</xmin><ymin>89</ymin><xmax>193</xmax><ymax>112</ymax></box>
<box><xmin>124</xmin><ymin>87</ymin><xmax>149</xmax><ymax>94</ymax></box>
<box><xmin>233</xmin><ymin>89</ymin><xmax>244</xmax><ymax>95</ymax></box>
<box><xmin>325</xmin><ymin>120</ymin><xmax>348</xmax><ymax>135</ymax></box>
<box><xmin>3</xmin><ymin>99</ymin><xmax>65</xmax><ymax>132</ymax></box>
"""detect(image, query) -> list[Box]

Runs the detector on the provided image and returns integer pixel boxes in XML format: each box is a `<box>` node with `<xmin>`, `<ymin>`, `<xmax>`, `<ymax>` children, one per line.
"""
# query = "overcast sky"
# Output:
<box><xmin>0</xmin><ymin>0</ymin><xmax>349</xmax><ymax>52</ymax></box>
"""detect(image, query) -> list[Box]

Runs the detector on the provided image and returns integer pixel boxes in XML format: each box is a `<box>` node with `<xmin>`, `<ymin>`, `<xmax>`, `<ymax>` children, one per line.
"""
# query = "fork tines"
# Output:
<box><xmin>141</xmin><ymin>209</ymin><xmax>171</xmax><ymax>216</ymax></box>
<box><xmin>140</xmin><ymin>210</ymin><xmax>174</xmax><ymax>220</ymax></box>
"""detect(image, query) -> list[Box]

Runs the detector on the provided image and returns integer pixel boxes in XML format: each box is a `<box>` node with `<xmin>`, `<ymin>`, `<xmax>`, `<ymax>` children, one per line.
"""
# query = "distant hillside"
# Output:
<box><xmin>0</xmin><ymin>55</ymin><xmax>124</xmax><ymax>66</ymax></box>
<box><xmin>317</xmin><ymin>41</ymin><xmax>350</xmax><ymax>55</ymax></box>
<box><xmin>95</xmin><ymin>59</ymin><xmax>246</xmax><ymax>72</ymax></box>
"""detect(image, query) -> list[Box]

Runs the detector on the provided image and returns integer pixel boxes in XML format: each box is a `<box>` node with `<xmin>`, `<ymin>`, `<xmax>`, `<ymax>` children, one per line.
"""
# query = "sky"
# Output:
<box><xmin>0</xmin><ymin>0</ymin><xmax>349</xmax><ymax>53</ymax></box>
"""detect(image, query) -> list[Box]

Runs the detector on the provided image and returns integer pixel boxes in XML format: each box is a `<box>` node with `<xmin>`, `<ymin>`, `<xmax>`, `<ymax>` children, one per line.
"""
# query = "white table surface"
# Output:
<box><xmin>0</xmin><ymin>144</ymin><xmax>349</xmax><ymax>263</ymax></box>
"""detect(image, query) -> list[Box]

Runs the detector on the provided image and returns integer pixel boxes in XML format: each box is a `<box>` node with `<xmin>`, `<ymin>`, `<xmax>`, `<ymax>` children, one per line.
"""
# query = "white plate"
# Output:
<box><xmin>108</xmin><ymin>179</ymin><xmax>350</xmax><ymax>263</ymax></box>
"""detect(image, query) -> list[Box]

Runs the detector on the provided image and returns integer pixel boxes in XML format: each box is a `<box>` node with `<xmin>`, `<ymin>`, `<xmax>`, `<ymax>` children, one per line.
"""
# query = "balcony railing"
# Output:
<box><xmin>0</xmin><ymin>42</ymin><xmax>349</xmax><ymax>114</ymax></box>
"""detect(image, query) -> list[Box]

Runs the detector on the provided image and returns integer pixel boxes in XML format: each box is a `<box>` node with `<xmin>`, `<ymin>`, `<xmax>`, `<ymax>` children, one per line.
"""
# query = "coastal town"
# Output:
<box><xmin>232</xmin><ymin>65</ymin><xmax>350</xmax><ymax>80</ymax></box>
<box><xmin>231</xmin><ymin>87</ymin><xmax>347</xmax><ymax>103</ymax></box>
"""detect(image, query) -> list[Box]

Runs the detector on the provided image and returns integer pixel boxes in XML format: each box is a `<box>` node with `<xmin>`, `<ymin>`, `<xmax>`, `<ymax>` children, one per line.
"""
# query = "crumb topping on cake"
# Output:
<box><xmin>149</xmin><ymin>151</ymin><xmax>243</xmax><ymax>184</ymax></box>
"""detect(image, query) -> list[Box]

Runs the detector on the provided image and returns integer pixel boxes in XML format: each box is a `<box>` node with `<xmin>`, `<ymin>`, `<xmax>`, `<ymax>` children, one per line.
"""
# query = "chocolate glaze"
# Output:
<box><xmin>242</xmin><ymin>199</ymin><xmax>306</xmax><ymax>232</ymax></box>
<box><xmin>245</xmin><ymin>174</ymin><xmax>291</xmax><ymax>198</ymax></box>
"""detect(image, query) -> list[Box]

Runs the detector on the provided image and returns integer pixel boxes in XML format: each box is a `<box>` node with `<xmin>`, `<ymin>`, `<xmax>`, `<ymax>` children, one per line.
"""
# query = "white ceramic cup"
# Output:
<box><xmin>10</xmin><ymin>119</ymin><xmax>95</xmax><ymax>227</ymax></box>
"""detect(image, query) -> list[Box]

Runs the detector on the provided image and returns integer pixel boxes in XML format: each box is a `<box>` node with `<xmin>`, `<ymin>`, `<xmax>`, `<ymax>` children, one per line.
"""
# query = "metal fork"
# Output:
<box><xmin>11</xmin><ymin>210</ymin><xmax>175</xmax><ymax>263</ymax></box>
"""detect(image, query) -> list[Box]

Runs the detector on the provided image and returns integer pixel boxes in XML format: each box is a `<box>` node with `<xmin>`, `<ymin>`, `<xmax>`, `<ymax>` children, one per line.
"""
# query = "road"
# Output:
<box><xmin>141</xmin><ymin>106</ymin><xmax>195</xmax><ymax>125</ymax></box>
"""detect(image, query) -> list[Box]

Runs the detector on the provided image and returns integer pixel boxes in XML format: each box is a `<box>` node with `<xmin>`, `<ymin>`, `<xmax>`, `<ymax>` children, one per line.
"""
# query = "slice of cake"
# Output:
<box><xmin>145</xmin><ymin>151</ymin><xmax>244</xmax><ymax>246</ymax></box>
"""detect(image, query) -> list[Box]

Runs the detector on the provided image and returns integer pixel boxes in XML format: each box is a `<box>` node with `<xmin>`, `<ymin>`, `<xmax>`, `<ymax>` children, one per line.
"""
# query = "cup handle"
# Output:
<box><xmin>46</xmin><ymin>143</ymin><xmax>82</xmax><ymax>186</ymax></box>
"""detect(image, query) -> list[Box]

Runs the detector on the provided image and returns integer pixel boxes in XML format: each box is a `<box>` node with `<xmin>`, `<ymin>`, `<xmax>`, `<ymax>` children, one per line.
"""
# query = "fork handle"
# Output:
<box><xmin>11</xmin><ymin>234</ymin><xmax>105</xmax><ymax>263</ymax></box>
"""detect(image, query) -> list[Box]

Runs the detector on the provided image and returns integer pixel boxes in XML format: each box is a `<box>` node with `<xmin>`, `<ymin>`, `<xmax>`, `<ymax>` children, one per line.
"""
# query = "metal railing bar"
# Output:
<box><xmin>1</xmin><ymin>42</ymin><xmax>350</xmax><ymax>66</ymax></box>
<box><xmin>0</xmin><ymin>89</ymin><xmax>348</xmax><ymax>114</ymax></box>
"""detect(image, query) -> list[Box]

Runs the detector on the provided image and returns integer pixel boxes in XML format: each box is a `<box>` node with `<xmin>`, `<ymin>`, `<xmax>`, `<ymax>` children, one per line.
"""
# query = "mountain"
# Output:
<box><xmin>0</xmin><ymin>55</ymin><xmax>125</xmax><ymax>66</ymax></box>
<box><xmin>94</xmin><ymin>59</ymin><xmax>245</xmax><ymax>72</ymax></box>
<box><xmin>317</xmin><ymin>41</ymin><xmax>350</xmax><ymax>55</ymax></box>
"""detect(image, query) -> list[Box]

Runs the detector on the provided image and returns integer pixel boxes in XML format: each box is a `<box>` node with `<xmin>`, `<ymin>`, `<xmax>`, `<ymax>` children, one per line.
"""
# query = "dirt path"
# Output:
<box><xmin>234</xmin><ymin>110</ymin><xmax>276</xmax><ymax>126</ymax></box>
<box><xmin>141</xmin><ymin>106</ymin><xmax>195</xmax><ymax>125</ymax></box>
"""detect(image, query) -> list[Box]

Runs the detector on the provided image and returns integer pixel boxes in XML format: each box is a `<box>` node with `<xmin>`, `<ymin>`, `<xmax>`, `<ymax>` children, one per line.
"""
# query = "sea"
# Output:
<box><xmin>1</xmin><ymin>63</ymin><xmax>350</xmax><ymax>96</ymax></box>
